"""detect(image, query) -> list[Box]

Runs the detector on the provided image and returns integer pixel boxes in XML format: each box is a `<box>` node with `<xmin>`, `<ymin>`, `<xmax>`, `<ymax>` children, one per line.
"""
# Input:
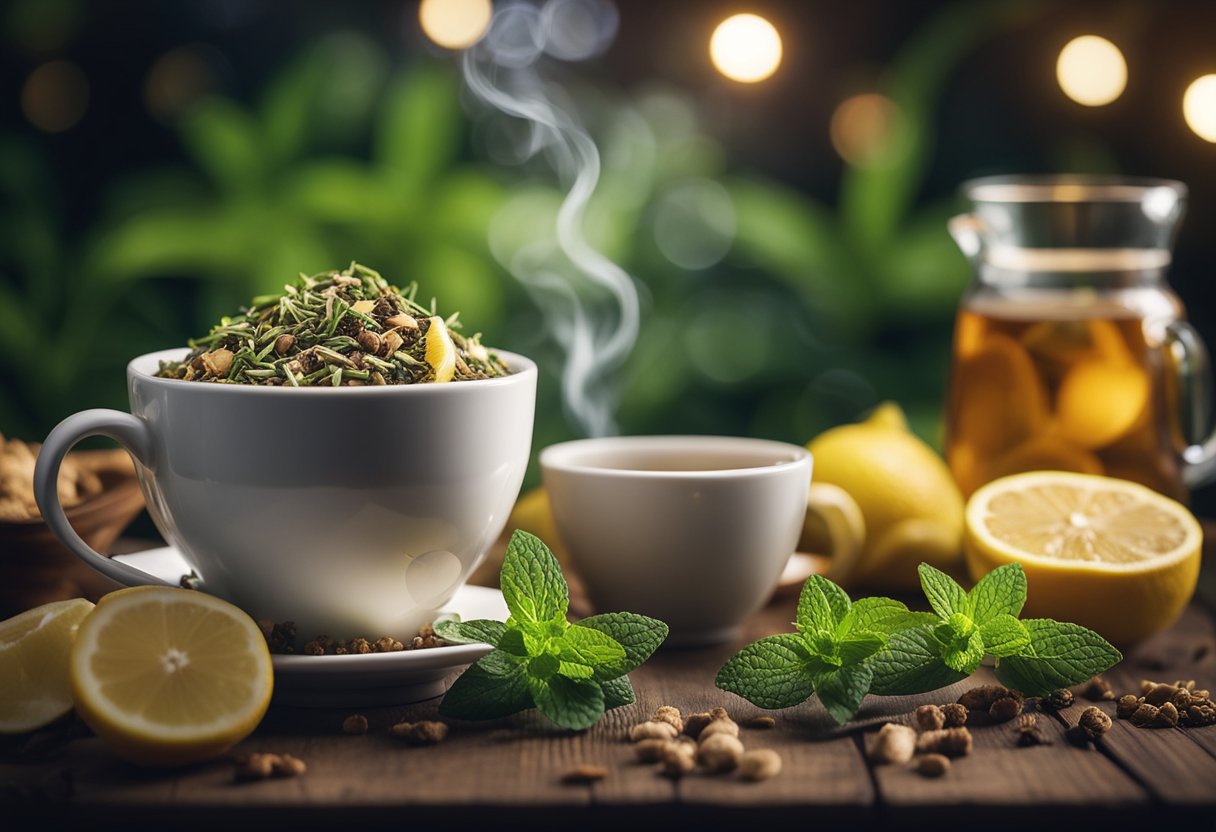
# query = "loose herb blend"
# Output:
<box><xmin>157</xmin><ymin>263</ymin><xmax>510</xmax><ymax>387</ymax></box>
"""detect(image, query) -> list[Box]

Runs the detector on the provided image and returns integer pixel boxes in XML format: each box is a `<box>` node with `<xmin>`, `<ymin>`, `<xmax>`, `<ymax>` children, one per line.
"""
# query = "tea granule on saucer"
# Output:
<box><xmin>261</xmin><ymin>622</ymin><xmax>445</xmax><ymax>656</ymax></box>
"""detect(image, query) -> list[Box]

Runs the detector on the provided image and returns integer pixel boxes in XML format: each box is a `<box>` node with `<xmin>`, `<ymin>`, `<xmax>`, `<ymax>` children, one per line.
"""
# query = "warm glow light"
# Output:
<box><xmin>1183</xmin><ymin>74</ymin><xmax>1216</xmax><ymax>143</ymax></box>
<box><xmin>830</xmin><ymin>93</ymin><xmax>903</xmax><ymax>168</ymax></box>
<box><xmin>21</xmin><ymin>61</ymin><xmax>89</xmax><ymax>133</ymax></box>
<box><xmin>419</xmin><ymin>0</ymin><xmax>493</xmax><ymax>50</ymax></box>
<box><xmin>1056</xmin><ymin>35</ymin><xmax>1127</xmax><ymax>106</ymax></box>
<box><xmin>710</xmin><ymin>14</ymin><xmax>782</xmax><ymax>83</ymax></box>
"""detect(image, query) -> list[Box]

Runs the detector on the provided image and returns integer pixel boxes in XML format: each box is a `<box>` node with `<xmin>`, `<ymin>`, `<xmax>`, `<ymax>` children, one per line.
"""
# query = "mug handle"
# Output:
<box><xmin>1160</xmin><ymin>321</ymin><xmax>1216</xmax><ymax>489</ymax></box>
<box><xmin>33</xmin><ymin>409</ymin><xmax>174</xmax><ymax>589</ymax></box>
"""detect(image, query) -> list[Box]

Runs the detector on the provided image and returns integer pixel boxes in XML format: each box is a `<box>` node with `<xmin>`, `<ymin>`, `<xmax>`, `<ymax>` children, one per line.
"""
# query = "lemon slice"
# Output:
<box><xmin>0</xmin><ymin>598</ymin><xmax>95</xmax><ymax>734</ymax></box>
<box><xmin>965</xmin><ymin>471</ymin><xmax>1202</xmax><ymax>645</ymax></box>
<box><xmin>424</xmin><ymin>316</ymin><xmax>456</xmax><ymax>383</ymax></box>
<box><xmin>70</xmin><ymin>587</ymin><xmax>273</xmax><ymax>766</ymax></box>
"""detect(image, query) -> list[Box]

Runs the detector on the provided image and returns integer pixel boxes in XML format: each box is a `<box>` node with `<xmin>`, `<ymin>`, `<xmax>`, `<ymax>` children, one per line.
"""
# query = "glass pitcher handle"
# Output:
<box><xmin>1161</xmin><ymin>320</ymin><xmax>1216</xmax><ymax>488</ymax></box>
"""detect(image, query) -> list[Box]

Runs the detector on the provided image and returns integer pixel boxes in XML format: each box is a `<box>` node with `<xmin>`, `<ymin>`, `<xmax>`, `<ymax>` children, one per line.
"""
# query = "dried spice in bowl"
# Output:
<box><xmin>156</xmin><ymin>263</ymin><xmax>510</xmax><ymax>386</ymax></box>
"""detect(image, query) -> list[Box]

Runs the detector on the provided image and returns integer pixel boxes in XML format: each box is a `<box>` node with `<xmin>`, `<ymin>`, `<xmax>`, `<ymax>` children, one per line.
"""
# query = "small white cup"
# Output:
<box><xmin>34</xmin><ymin>348</ymin><xmax>536</xmax><ymax>640</ymax></box>
<box><xmin>540</xmin><ymin>436</ymin><xmax>812</xmax><ymax>646</ymax></box>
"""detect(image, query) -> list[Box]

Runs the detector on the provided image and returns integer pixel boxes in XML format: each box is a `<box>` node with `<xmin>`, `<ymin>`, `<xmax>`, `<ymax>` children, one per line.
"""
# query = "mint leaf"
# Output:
<box><xmin>716</xmin><ymin>634</ymin><xmax>818</xmax><ymax>709</ymax></box>
<box><xmin>918</xmin><ymin>563</ymin><xmax>969</xmax><ymax>620</ymax></box>
<box><xmin>796</xmin><ymin>575</ymin><xmax>851</xmax><ymax>634</ymax></box>
<box><xmin>838</xmin><ymin>597</ymin><xmax>928</xmax><ymax>637</ymax></box>
<box><xmin>941</xmin><ymin>627</ymin><xmax>984</xmax><ymax>674</ymax></box>
<box><xmin>994</xmin><ymin>619</ymin><xmax>1122</xmax><ymax>695</ymax></box>
<box><xmin>439</xmin><ymin>660</ymin><xmax>534</xmax><ymax>720</ymax></box>
<box><xmin>600</xmin><ymin>675</ymin><xmax>635</xmax><ymax>709</ymax></box>
<box><xmin>528</xmin><ymin>652</ymin><xmax>561</xmax><ymax>680</ymax></box>
<box><xmin>557</xmin><ymin>625</ymin><xmax>626</xmax><ymax>673</ymax></box>
<box><xmin>433</xmin><ymin>618</ymin><xmax>507</xmax><ymax>646</ymax></box>
<box><xmin>815</xmin><ymin>663</ymin><xmax>873</xmax><ymax>725</ymax></box>
<box><xmin>499</xmin><ymin>627</ymin><xmax>529</xmax><ymax>656</ymax></box>
<box><xmin>870</xmin><ymin>624</ymin><xmax>969</xmax><ymax>695</ymax></box>
<box><xmin>577</xmin><ymin>612</ymin><xmax>668</xmax><ymax>678</ymax></box>
<box><xmin>968</xmin><ymin>563</ymin><xmax>1027</xmax><ymax>624</ymax></box>
<box><xmin>979</xmin><ymin>614</ymin><xmax>1030</xmax><ymax>657</ymax></box>
<box><xmin>838</xmin><ymin>632</ymin><xmax>885</xmax><ymax>666</ymax></box>
<box><xmin>500</xmin><ymin>530</ymin><xmax>569</xmax><ymax>629</ymax></box>
<box><xmin>479</xmin><ymin>648</ymin><xmax>526</xmax><ymax>676</ymax></box>
<box><xmin>531</xmin><ymin>674</ymin><xmax>605</xmax><ymax>730</ymax></box>
<box><xmin>558</xmin><ymin>661</ymin><xmax>595</xmax><ymax>679</ymax></box>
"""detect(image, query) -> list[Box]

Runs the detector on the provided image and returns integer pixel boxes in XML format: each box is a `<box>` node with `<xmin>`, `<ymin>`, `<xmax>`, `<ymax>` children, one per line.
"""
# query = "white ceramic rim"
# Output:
<box><xmin>539</xmin><ymin>435</ymin><xmax>811</xmax><ymax>480</ymax></box>
<box><xmin>963</xmin><ymin>174</ymin><xmax>1187</xmax><ymax>204</ymax></box>
<box><xmin>127</xmin><ymin>347</ymin><xmax>536</xmax><ymax>394</ymax></box>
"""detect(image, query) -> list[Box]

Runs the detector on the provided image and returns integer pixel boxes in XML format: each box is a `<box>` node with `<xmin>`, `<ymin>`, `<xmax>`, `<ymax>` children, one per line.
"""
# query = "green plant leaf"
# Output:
<box><xmin>716</xmin><ymin>634</ymin><xmax>817</xmax><ymax>710</ymax></box>
<box><xmin>838</xmin><ymin>632</ymin><xmax>886</xmax><ymax>666</ymax></box>
<box><xmin>979</xmin><ymin>614</ymin><xmax>1031</xmax><ymax>658</ymax></box>
<box><xmin>918</xmin><ymin>563</ymin><xmax>969</xmax><ymax>620</ymax></box>
<box><xmin>433</xmin><ymin>618</ymin><xmax>507</xmax><ymax>647</ymax></box>
<box><xmin>179</xmin><ymin>97</ymin><xmax>262</xmax><ymax>194</ymax></box>
<box><xmin>994</xmin><ymin>620</ymin><xmax>1122</xmax><ymax>696</ymax></box>
<box><xmin>796</xmin><ymin>575</ymin><xmax>851</xmax><ymax>635</ymax></box>
<box><xmin>499</xmin><ymin>530</ymin><xmax>569</xmax><ymax>629</ymax></box>
<box><xmin>557</xmin><ymin>625</ymin><xmax>627</xmax><ymax>673</ymax></box>
<box><xmin>478</xmin><ymin>649</ymin><xmax>525</xmax><ymax>677</ymax></box>
<box><xmin>815</xmin><ymin>663</ymin><xmax>874</xmax><ymax>725</ymax></box>
<box><xmin>375</xmin><ymin>65</ymin><xmax>461</xmax><ymax>192</ymax></box>
<box><xmin>528</xmin><ymin>652</ymin><xmax>561</xmax><ymax>681</ymax></box>
<box><xmin>968</xmin><ymin>563</ymin><xmax>1027</xmax><ymax>624</ymax></box>
<box><xmin>941</xmin><ymin>627</ymin><xmax>984</xmax><ymax>674</ymax></box>
<box><xmin>439</xmin><ymin>660</ymin><xmax>533</xmax><ymax>720</ymax></box>
<box><xmin>870</xmin><ymin>624</ymin><xmax>968</xmax><ymax>695</ymax></box>
<box><xmin>600</xmin><ymin>675</ymin><xmax>636</xmax><ymax>710</ymax></box>
<box><xmin>530</xmin><ymin>674</ymin><xmax>605</xmax><ymax>731</ymax></box>
<box><xmin>838</xmin><ymin>597</ymin><xmax>931</xmax><ymax>637</ymax></box>
<box><xmin>576</xmin><ymin>612</ymin><xmax>668</xmax><ymax>679</ymax></box>
<box><xmin>499</xmin><ymin>627</ymin><xmax>528</xmax><ymax>656</ymax></box>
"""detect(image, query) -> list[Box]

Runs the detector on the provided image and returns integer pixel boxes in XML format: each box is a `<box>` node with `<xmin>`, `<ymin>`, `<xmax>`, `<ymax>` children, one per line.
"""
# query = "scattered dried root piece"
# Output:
<box><xmin>1014</xmin><ymin>713</ymin><xmax>1050</xmax><ymax>747</ymax></box>
<box><xmin>699</xmin><ymin>718</ymin><xmax>740</xmax><ymax>740</ymax></box>
<box><xmin>389</xmin><ymin>720</ymin><xmax>449</xmax><ymax>745</ymax></box>
<box><xmin>629</xmin><ymin>721</ymin><xmax>679</xmax><ymax>742</ymax></box>
<box><xmin>660</xmin><ymin>742</ymin><xmax>697</xmax><ymax>778</ymax></box>
<box><xmin>683</xmin><ymin>712</ymin><xmax>713</xmax><ymax>739</ymax></box>
<box><xmin>271</xmin><ymin>754</ymin><xmax>307</xmax><ymax>777</ymax></box>
<box><xmin>652</xmin><ymin>706</ymin><xmax>683</xmax><ymax>733</ymax></box>
<box><xmin>1154</xmin><ymin>702</ymin><xmax>1180</xmax><ymax>728</ymax></box>
<box><xmin>1116</xmin><ymin>695</ymin><xmax>1140</xmax><ymax>719</ymax></box>
<box><xmin>1144</xmin><ymin>683</ymin><xmax>1179</xmax><ymax>707</ymax></box>
<box><xmin>738</xmin><ymin>749</ymin><xmax>782</xmax><ymax>782</ymax></box>
<box><xmin>915</xmin><ymin>705</ymin><xmax>945</xmax><ymax>732</ymax></box>
<box><xmin>342</xmin><ymin>714</ymin><xmax>369</xmax><ymax>735</ymax></box>
<box><xmin>1042</xmin><ymin>689</ymin><xmax>1074</xmax><ymax>711</ymax></box>
<box><xmin>1081</xmin><ymin>675</ymin><xmax>1115</xmax><ymax>701</ymax></box>
<box><xmin>1129</xmin><ymin>703</ymin><xmax>1159</xmax><ymax>727</ymax></box>
<box><xmin>870</xmin><ymin>723</ymin><xmax>917</xmax><ymax>765</ymax></box>
<box><xmin>914</xmin><ymin>753</ymin><xmax>951</xmax><ymax>778</ymax></box>
<box><xmin>697</xmin><ymin>733</ymin><xmax>744</xmax><ymax>773</ymax></box>
<box><xmin>1078</xmin><ymin>707</ymin><xmax>1112</xmax><ymax>738</ymax></box>
<box><xmin>561</xmin><ymin>764</ymin><xmax>608</xmax><ymax>785</ymax></box>
<box><xmin>916</xmin><ymin>728</ymin><xmax>972</xmax><ymax>758</ymax></box>
<box><xmin>234</xmin><ymin>753</ymin><xmax>306</xmax><ymax>782</ymax></box>
<box><xmin>744</xmin><ymin>715</ymin><xmax>776</xmax><ymax>729</ymax></box>
<box><xmin>988</xmin><ymin>696</ymin><xmax>1023</xmax><ymax>723</ymax></box>
<box><xmin>940</xmin><ymin>703</ymin><xmax>968</xmax><ymax>727</ymax></box>
<box><xmin>634</xmin><ymin>738</ymin><xmax>672</xmax><ymax>763</ymax></box>
<box><xmin>958</xmin><ymin>685</ymin><xmax>1011</xmax><ymax>712</ymax></box>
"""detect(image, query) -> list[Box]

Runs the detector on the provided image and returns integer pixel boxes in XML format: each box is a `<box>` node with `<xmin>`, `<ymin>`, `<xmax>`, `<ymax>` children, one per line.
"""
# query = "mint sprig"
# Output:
<box><xmin>717</xmin><ymin>563</ymin><xmax>1121</xmax><ymax>724</ymax></box>
<box><xmin>437</xmin><ymin>530</ymin><xmax>668</xmax><ymax>730</ymax></box>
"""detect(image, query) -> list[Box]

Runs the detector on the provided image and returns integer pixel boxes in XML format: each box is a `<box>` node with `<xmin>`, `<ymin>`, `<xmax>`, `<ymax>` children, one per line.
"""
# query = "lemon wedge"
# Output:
<box><xmin>425</xmin><ymin>316</ymin><xmax>456</xmax><ymax>383</ymax></box>
<box><xmin>965</xmin><ymin>471</ymin><xmax>1202</xmax><ymax>645</ymax></box>
<box><xmin>0</xmin><ymin>598</ymin><xmax>95</xmax><ymax>734</ymax></box>
<box><xmin>70</xmin><ymin>586</ymin><xmax>272</xmax><ymax>766</ymax></box>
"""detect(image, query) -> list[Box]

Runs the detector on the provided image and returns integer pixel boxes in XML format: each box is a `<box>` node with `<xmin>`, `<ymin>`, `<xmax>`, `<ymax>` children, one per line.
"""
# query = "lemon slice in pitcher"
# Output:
<box><xmin>425</xmin><ymin>316</ymin><xmax>457</xmax><ymax>383</ymax></box>
<box><xmin>0</xmin><ymin>598</ymin><xmax>95</xmax><ymax>734</ymax></box>
<box><xmin>70</xmin><ymin>586</ymin><xmax>272</xmax><ymax>766</ymax></box>
<box><xmin>965</xmin><ymin>471</ymin><xmax>1201</xmax><ymax>645</ymax></box>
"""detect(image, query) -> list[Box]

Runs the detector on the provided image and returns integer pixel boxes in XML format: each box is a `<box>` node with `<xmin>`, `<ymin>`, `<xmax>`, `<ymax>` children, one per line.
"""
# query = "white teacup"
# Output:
<box><xmin>34</xmin><ymin>348</ymin><xmax>536</xmax><ymax>640</ymax></box>
<box><xmin>540</xmin><ymin>436</ymin><xmax>812</xmax><ymax>646</ymax></box>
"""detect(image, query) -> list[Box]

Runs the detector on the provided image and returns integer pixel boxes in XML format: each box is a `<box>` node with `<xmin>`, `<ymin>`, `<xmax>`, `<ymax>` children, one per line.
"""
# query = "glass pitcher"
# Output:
<box><xmin>944</xmin><ymin>175</ymin><xmax>1215</xmax><ymax>502</ymax></box>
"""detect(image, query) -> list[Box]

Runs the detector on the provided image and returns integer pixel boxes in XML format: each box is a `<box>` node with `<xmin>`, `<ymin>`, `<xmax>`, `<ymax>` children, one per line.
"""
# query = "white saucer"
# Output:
<box><xmin>113</xmin><ymin>547</ymin><xmax>507</xmax><ymax>708</ymax></box>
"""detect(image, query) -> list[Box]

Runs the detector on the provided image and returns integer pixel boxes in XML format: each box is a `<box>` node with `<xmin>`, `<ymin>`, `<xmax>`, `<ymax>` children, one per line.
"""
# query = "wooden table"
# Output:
<box><xmin>4</xmin><ymin>551</ymin><xmax>1216</xmax><ymax>829</ymax></box>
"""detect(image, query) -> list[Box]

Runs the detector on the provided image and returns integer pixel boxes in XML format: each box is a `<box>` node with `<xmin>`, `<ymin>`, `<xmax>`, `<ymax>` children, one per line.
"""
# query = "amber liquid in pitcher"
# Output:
<box><xmin>945</xmin><ymin>298</ymin><xmax>1186</xmax><ymax>502</ymax></box>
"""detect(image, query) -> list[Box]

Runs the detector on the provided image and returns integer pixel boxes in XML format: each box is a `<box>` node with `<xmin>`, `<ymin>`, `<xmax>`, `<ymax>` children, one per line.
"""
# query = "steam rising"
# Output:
<box><xmin>461</xmin><ymin>0</ymin><xmax>637</xmax><ymax>437</ymax></box>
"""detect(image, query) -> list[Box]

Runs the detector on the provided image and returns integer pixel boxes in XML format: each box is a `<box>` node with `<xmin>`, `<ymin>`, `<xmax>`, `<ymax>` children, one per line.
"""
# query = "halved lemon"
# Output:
<box><xmin>425</xmin><ymin>316</ymin><xmax>457</xmax><ymax>383</ymax></box>
<box><xmin>70</xmin><ymin>587</ymin><xmax>273</xmax><ymax>766</ymax></box>
<box><xmin>0</xmin><ymin>598</ymin><xmax>95</xmax><ymax>734</ymax></box>
<box><xmin>965</xmin><ymin>471</ymin><xmax>1202</xmax><ymax>646</ymax></box>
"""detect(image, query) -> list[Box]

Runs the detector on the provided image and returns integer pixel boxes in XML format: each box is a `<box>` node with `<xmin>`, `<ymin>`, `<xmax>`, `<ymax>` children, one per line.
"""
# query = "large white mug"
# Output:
<box><xmin>34</xmin><ymin>348</ymin><xmax>536</xmax><ymax>640</ymax></box>
<box><xmin>541</xmin><ymin>436</ymin><xmax>812</xmax><ymax>646</ymax></box>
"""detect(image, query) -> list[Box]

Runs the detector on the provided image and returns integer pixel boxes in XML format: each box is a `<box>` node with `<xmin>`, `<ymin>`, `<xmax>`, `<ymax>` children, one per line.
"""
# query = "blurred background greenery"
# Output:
<box><xmin>3</xmin><ymin>0</ymin><xmax>1215</xmax><ymax>512</ymax></box>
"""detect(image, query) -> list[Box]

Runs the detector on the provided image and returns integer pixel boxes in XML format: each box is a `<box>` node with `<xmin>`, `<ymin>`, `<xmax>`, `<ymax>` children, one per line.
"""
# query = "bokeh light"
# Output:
<box><xmin>21</xmin><ymin>60</ymin><xmax>89</xmax><ymax>132</ymax></box>
<box><xmin>709</xmin><ymin>14</ymin><xmax>782</xmax><ymax>83</ymax></box>
<box><xmin>541</xmin><ymin>0</ymin><xmax>619</xmax><ymax>61</ymax></box>
<box><xmin>1056</xmin><ymin>35</ymin><xmax>1126</xmax><ymax>106</ymax></box>
<box><xmin>829</xmin><ymin>93</ymin><xmax>903</xmax><ymax>168</ymax></box>
<box><xmin>419</xmin><ymin>0</ymin><xmax>493</xmax><ymax>50</ymax></box>
<box><xmin>653</xmin><ymin>179</ymin><xmax>736</xmax><ymax>270</ymax></box>
<box><xmin>144</xmin><ymin>46</ymin><xmax>214</xmax><ymax>123</ymax></box>
<box><xmin>1183</xmin><ymin>74</ymin><xmax>1216</xmax><ymax>143</ymax></box>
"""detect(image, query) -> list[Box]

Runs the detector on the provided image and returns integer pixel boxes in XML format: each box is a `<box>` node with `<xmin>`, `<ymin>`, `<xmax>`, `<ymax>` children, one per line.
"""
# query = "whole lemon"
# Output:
<box><xmin>805</xmin><ymin>402</ymin><xmax>965</xmax><ymax>591</ymax></box>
